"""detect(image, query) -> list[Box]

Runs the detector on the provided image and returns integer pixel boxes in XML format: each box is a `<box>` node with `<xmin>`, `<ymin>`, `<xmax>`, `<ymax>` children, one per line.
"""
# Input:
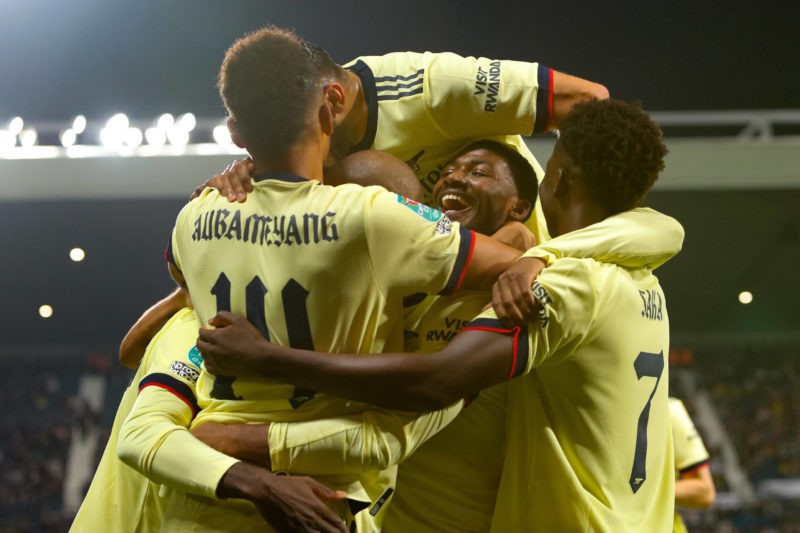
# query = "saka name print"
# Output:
<box><xmin>191</xmin><ymin>209</ymin><xmax>338</xmax><ymax>247</ymax></box>
<box><xmin>639</xmin><ymin>289</ymin><xmax>664</xmax><ymax>321</ymax></box>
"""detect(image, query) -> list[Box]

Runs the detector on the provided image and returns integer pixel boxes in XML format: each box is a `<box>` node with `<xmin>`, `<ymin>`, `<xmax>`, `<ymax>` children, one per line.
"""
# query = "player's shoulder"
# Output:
<box><xmin>346</xmin><ymin>51</ymin><xmax>437</xmax><ymax>75</ymax></box>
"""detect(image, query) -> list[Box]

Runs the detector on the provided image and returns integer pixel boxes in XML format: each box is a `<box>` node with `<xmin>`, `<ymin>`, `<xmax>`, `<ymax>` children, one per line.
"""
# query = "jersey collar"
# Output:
<box><xmin>252</xmin><ymin>172</ymin><xmax>309</xmax><ymax>184</ymax></box>
<box><xmin>346</xmin><ymin>60</ymin><xmax>378</xmax><ymax>153</ymax></box>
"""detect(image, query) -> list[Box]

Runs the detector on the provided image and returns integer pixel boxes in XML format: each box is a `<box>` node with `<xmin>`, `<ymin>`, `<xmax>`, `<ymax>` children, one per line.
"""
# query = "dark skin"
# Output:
<box><xmin>195</xmin><ymin>141</ymin><xmax>600</xmax><ymax>412</ymax></box>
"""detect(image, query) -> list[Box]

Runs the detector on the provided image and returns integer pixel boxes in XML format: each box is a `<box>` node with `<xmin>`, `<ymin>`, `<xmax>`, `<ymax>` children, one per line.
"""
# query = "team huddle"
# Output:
<box><xmin>70</xmin><ymin>25</ymin><xmax>713</xmax><ymax>532</ymax></box>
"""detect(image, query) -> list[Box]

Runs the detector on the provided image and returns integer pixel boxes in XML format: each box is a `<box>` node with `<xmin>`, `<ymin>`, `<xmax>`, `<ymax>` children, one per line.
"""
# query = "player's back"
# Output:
<box><xmin>169</xmin><ymin>173</ymin><xmax>472</xmax><ymax>425</ymax></box>
<box><xmin>491</xmin><ymin>258</ymin><xmax>675</xmax><ymax>531</ymax></box>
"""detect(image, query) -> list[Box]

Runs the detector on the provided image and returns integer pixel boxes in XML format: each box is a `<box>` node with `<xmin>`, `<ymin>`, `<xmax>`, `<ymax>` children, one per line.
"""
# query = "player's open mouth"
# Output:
<box><xmin>438</xmin><ymin>192</ymin><xmax>474</xmax><ymax>217</ymax></box>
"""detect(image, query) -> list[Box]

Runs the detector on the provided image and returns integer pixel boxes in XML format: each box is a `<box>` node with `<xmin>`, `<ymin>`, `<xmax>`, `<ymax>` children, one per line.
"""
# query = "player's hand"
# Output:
<box><xmin>197</xmin><ymin>311</ymin><xmax>273</xmax><ymax>377</ymax></box>
<box><xmin>190</xmin><ymin>158</ymin><xmax>255</xmax><ymax>203</ymax></box>
<box><xmin>218</xmin><ymin>462</ymin><xmax>348</xmax><ymax>532</ymax></box>
<box><xmin>490</xmin><ymin>221</ymin><xmax>537</xmax><ymax>252</ymax></box>
<box><xmin>491</xmin><ymin>257</ymin><xmax>546</xmax><ymax>326</ymax></box>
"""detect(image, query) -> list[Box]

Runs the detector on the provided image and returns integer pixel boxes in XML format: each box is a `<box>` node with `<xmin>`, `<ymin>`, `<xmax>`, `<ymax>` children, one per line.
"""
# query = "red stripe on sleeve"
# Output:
<box><xmin>140</xmin><ymin>382</ymin><xmax>199</xmax><ymax>417</ymax></box>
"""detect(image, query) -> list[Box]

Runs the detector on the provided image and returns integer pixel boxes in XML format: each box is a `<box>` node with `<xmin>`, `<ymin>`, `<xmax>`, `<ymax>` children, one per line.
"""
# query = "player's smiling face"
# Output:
<box><xmin>433</xmin><ymin>147</ymin><xmax>521</xmax><ymax>235</ymax></box>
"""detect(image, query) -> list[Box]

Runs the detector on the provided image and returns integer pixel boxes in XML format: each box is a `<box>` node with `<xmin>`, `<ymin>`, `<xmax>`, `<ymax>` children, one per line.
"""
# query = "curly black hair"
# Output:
<box><xmin>557</xmin><ymin>99</ymin><xmax>668</xmax><ymax>214</ymax></box>
<box><xmin>218</xmin><ymin>26</ymin><xmax>344</xmax><ymax>160</ymax></box>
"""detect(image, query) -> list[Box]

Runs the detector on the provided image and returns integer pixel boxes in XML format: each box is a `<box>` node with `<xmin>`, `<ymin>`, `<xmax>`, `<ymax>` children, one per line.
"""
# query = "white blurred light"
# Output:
<box><xmin>167</xmin><ymin>127</ymin><xmax>189</xmax><ymax>147</ymax></box>
<box><xmin>125</xmin><ymin>127</ymin><xmax>143</xmax><ymax>147</ymax></box>
<box><xmin>72</xmin><ymin>115</ymin><xmax>87</xmax><ymax>134</ymax></box>
<box><xmin>60</xmin><ymin>129</ymin><xmax>77</xmax><ymax>147</ymax></box>
<box><xmin>100</xmin><ymin>126</ymin><xmax>125</xmax><ymax>149</ymax></box>
<box><xmin>0</xmin><ymin>129</ymin><xmax>15</xmax><ymax>149</ymax></box>
<box><xmin>157</xmin><ymin>113</ymin><xmax>175</xmax><ymax>130</ymax></box>
<box><xmin>106</xmin><ymin>113</ymin><xmax>129</xmax><ymax>130</ymax></box>
<box><xmin>69</xmin><ymin>247</ymin><xmax>86</xmax><ymax>262</ymax></box>
<box><xmin>145</xmin><ymin>126</ymin><xmax>167</xmax><ymax>147</ymax></box>
<box><xmin>8</xmin><ymin>116</ymin><xmax>23</xmax><ymax>135</ymax></box>
<box><xmin>177</xmin><ymin>112</ymin><xmax>196</xmax><ymax>132</ymax></box>
<box><xmin>19</xmin><ymin>128</ymin><xmax>37</xmax><ymax>147</ymax></box>
<box><xmin>213</xmin><ymin>124</ymin><xmax>232</xmax><ymax>145</ymax></box>
<box><xmin>39</xmin><ymin>304</ymin><xmax>54</xmax><ymax>318</ymax></box>
<box><xmin>738</xmin><ymin>291</ymin><xmax>753</xmax><ymax>304</ymax></box>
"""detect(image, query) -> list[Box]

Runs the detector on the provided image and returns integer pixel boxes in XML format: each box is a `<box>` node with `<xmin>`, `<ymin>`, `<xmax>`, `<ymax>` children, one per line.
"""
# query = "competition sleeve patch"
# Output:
<box><xmin>532</xmin><ymin>65</ymin><xmax>553</xmax><ymax>134</ymax></box>
<box><xmin>439</xmin><ymin>226</ymin><xmax>475</xmax><ymax>295</ymax></box>
<box><xmin>462</xmin><ymin>317</ymin><xmax>529</xmax><ymax>379</ymax></box>
<box><xmin>139</xmin><ymin>373</ymin><xmax>200</xmax><ymax>417</ymax></box>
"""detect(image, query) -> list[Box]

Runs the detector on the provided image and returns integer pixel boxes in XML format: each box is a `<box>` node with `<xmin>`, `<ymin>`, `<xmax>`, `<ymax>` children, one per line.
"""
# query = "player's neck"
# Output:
<box><xmin>251</xmin><ymin>138</ymin><xmax>327</xmax><ymax>183</ymax></box>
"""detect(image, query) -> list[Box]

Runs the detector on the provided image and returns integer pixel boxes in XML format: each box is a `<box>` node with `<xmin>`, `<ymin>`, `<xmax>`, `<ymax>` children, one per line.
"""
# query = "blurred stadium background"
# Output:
<box><xmin>1</xmin><ymin>1</ymin><xmax>798</xmax><ymax>531</ymax></box>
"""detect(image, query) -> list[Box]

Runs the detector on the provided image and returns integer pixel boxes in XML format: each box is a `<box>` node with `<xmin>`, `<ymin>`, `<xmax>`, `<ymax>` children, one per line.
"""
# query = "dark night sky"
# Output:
<box><xmin>1</xmin><ymin>0</ymin><xmax>798</xmax><ymax>123</ymax></box>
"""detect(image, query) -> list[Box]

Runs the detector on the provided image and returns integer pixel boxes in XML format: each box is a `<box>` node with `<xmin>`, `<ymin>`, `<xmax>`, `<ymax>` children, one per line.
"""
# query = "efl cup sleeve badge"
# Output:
<box><xmin>435</xmin><ymin>216</ymin><xmax>452</xmax><ymax>235</ymax></box>
<box><xmin>397</xmin><ymin>195</ymin><xmax>444</xmax><ymax>222</ymax></box>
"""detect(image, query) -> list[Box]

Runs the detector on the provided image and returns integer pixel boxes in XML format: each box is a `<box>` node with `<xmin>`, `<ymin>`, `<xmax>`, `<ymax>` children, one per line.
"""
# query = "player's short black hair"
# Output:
<box><xmin>218</xmin><ymin>26</ymin><xmax>344</xmax><ymax>159</ymax></box>
<box><xmin>557</xmin><ymin>99</ymin><xmax>668</xmax><ymax>214</ymax></box>
<box><xmin>459</xmin><ymin>139</ymin><xmax>538</xmax><ymax>221</ymax></box>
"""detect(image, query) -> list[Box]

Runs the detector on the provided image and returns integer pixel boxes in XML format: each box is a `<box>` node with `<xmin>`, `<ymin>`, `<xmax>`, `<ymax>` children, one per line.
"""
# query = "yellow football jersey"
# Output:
<box><xmin>671</xmin><ymin>397</ymin><xmax>710</xmax><ymax>533</ymax></box>
<box><xmin>345</xmin><ymin>51</ymin><xmax>552</xmax><ymax>244</ymax></box>
<box><xmin>386</xmin><ymin>290</ymin><xmax>507</xmax><ymax>532</ymax></box>
<box><xmin>462</xmin><ymin>257</ymin><xmax>675</xmax><ymax>532</ymax></box>
<box><xmin>70</xmin><ymin>308</ymin><xmax>202</xmax><ymax>533</ymax></box>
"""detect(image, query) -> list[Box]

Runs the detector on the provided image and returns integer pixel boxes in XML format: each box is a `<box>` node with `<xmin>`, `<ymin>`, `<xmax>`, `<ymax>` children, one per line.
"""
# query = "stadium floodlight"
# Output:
<box><xmin>125</xmin><ymin>127</ymin><xmax>143</xmax><ymax>148</ymax></box>
<box><xmin>107</xmin><ymin>113</ymin><xmax>129</xmax><ymax>130</ymax></box>
<box><xmin>145</xmin><ymin>126</ymin><xmax>167</xmax><ymax>147</ymax></box>
<box><xmin>0</xmin><ymin>129</ymin><xmax>15</xmax><ymax>149</ymax></box>
<box><xmin>19</xmin><ymin>128</ymin><xmax>38</xmax><ymax>147</ymax></box>
<box><xmin>39</xmin><ymin>304</ymin><xmax>54</xmax><ymax>318</ymax></box>
<box><xmin>72</xmin><ymin>115</ymin><xmax>87</xmax><ymax>134</ymax></box>
<box><xmin>60</xmin><ymin>129</ymin><xmax>77</xmax><ymax>147</ymax></box>
<box><xmin>738</xmin><ymin>291</ymin><xmax>753</xmax><ymax>304</ymax></box>
<box><xmin>213</xmin><ymin>124</ymin><xmax>232</xmax><ymax>145</ymax></box>
<box><xmin>69</xmin><ymin>247</ymin><xmax>86</xmax><ymax>262</ymax></box>
<box><xmin>177</xmin><ymin>112</ymin><xmax>197</xmax><ymax>132</ymax></box>
<box><xmin>157</xmin><ymin>113</ymin><xmax>175</xmax><ymax>131</ymax></box>
<box><xmin>100</xmin><ymin>126</ymin><xmax>125</xmax><ymax>149</ymax></box>
<box><xmin>167</xmin><ymin>126</ymin><xmax>190</xmax><ymax>147</ymax></box>
<box><xmin>8</xmin><ymin>116</ymin><xmax>23</xmax><ymax>135</ymax></box>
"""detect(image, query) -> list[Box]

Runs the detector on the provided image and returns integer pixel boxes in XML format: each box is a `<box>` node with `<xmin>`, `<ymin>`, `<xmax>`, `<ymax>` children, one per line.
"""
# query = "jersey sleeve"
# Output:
<box><xmin>424</xmin><ymin>52</ymin><xmax>552</xmax><ymax>137</ymax></box>
<box><xmin>670</xmin><ymin>398</ymin><xmax>710</xmax><ymax>473</ymax></box>
<box><xmin>268</xmin><ymin>403</ymin><xmax>462</xmax><ymax>476</ymax></box>
<box><xmin>363</xmin><ymin>189</ymin><xmax>475</xmax><ymax>296</ymax></box>
<box><xmin>522</xmin><ymin>208</ymin><xmax>685</xmax><ymax>270</ymax></box>
<box><xmin>461</xmin><ymin>258</ymin><xmax>598</xmax><ymax>376</ymax></box>
<box><xmin>116</xmin><ymin>308</ymin><xmax>239</xmax><ymax>498</ymax></box>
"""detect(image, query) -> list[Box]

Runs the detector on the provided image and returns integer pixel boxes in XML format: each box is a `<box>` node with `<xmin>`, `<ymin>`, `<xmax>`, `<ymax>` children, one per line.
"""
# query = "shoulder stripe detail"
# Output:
<box><xmin>376</xmin><ymin>77</ymin><xmax>424</xmax><ymax>93</ymax></box>
<box><xmin>376</xmin><ymin>87</ymin><xmax>424</xmax><ymax>101</ymax></box>
<box><xmin>533</xmin><ymin>65</ymin><xmax>553</xmax><ymax>134</ymax></box>
<box><xmin>139</xmin><ymin>373</ymin><xmax>200</xmax><ymax>417</ymax></box>
<box><xmin>440</xmin><ymin>226</ymin><xmax>475</xmax><ymax>295</ymax></box>
<box><xmin>679</xmin><ymin>459</ymin><xmax>710</xmax><ymax>475</ymax></box>
<box><xmin>373</xmin><ymin>69</ymin><xmax>424</xmax><ymax>83</ymax></box>
<box><xmin>462</xmin><ymin>318</ymin><xmax>530</xmax><ymax>379</ymax></box>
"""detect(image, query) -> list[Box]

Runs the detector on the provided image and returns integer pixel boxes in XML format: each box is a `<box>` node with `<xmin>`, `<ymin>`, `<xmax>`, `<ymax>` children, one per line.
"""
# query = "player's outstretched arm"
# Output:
<box><xmin>548</xmin><ymin>70</ymin><xmax>609</xmax><ymax>130</ymax></box>
<box><xmin>118</xmin><ymin>287</ymin><xmax>190</xmax><ymax>369</ymax></box>
<box><xmin>198</xmin><ymin>311</ymin><xmax>514</xmax><ymax>412</ymax></box>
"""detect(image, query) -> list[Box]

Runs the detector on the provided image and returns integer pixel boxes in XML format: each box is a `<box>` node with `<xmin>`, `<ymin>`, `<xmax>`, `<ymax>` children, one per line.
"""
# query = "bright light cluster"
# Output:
<box><xmin>1</xmin><ymin>114</ymin><xmax>236</xmax><ymax>154</ymax></box>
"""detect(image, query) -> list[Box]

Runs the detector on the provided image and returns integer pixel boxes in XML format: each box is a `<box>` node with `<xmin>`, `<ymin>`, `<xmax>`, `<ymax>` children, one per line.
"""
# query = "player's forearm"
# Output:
<box><xmin>523</xmin><ymin>208</ymin><xmax>685</xmax><ymax>270</ymax></box>
<box><xmin>547</xmin><ymin>70</ymin><xmax>609</xmax><ymax>130</ymax></box>
<box><xmin>119</xmin><ymin>287</ymin><xmax>189</xmax><ymax>369</ymax></box>
<box><xmin>117</xmin><ymin>389</ymin><xmax>238</xmax><ymax>498</ymax></box>
<box><xmin>461</xmin><ymin>233</ymin><xmax>522</xmax><ymax>291</ymax></box>
<box><xmin>675</xmin><ymin>469</ymin><xmax>716</xmax><ymax>509</ymax></box>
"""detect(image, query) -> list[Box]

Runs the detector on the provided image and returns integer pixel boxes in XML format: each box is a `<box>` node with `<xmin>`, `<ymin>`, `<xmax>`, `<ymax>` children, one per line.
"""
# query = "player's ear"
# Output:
<box><xmin>508</xmin><ymin>198</ymin><xmax>532</xmax><ymax>222</ymax></box>
<box><xmin>226</xmin><ymin>117</ymin><xmax>246</xmax><ymax>149</ymax></box>
<box><xmin>319</xmin><ymin>82</ymin><xmax>344</xmax><ymax>136</ymax></box>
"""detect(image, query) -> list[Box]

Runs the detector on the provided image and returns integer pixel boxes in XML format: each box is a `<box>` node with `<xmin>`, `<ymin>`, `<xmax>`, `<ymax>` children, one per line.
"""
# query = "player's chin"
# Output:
<box><xmin>443</xmin><ymin>208</ymin><xmax>474</xmax><ymax>228</ymax></box>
